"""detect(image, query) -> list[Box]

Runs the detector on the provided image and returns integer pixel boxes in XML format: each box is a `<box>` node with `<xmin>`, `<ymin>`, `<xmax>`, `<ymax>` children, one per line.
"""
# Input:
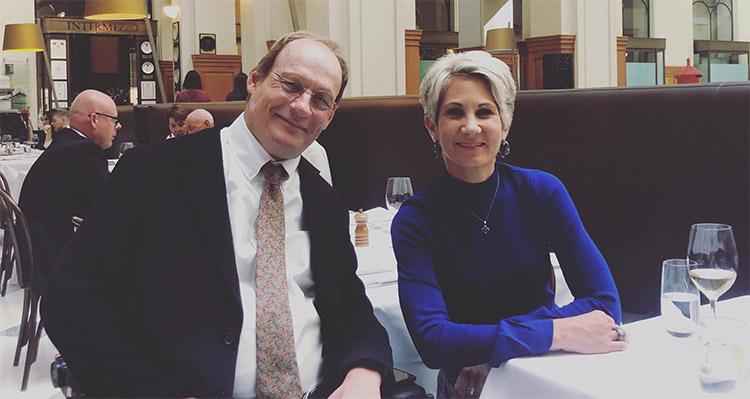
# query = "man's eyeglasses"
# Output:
<box><xmin>92</xmin><ymin>112</ymin><xmax>119</xmax><ymax>126</ymax></box>
<box><xmin>271</xmin><ymin>72</ymin><xmax>336</xmax><ymax>112</ymax></box>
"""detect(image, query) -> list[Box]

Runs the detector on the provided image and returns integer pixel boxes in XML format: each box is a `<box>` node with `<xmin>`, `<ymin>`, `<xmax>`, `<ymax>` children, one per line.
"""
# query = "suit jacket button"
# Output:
<box><xmin>223</xmin><ymin>332</ymin><xmax>234</xmax><ymax>345</ymax></box>
<box><xmin>218</xmin><ymin>389</ymin><xmax>227</xmax><ymax>397</ymax></box>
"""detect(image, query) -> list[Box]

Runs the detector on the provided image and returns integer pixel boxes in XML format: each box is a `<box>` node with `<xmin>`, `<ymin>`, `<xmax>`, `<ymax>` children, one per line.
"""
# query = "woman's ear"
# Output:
<box><xmin>424</xmin><ymin>116</ymin><xmax>438</xmax><ymax>143</ymax></box>
<box><xmin>500</xmin><ymin>126</ymin><xmax>510</xmax><ymax>141</ymax></box>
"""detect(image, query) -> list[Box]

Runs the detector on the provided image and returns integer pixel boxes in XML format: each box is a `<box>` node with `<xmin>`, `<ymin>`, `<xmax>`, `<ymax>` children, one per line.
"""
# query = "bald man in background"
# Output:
<box><xmin>19</xmin><ymin>89</ymin><xmax>121</xmax><ymax>293</ymax></box>
<box><xmin>185</xmin><ymin>108</ymin><xmax>214</xmax><ymax>134</ymax></box>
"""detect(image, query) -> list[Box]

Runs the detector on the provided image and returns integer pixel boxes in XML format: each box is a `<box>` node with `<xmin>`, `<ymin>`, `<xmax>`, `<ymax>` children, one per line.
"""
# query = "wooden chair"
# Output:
<box><xmin>0</xmin><ymin>188</ymin><xmax>42</xmax><ymax>390</ymax></box>
<box><xmin>0</xmin><ymin>171</ymin><xmax>13</xmax><ymax>296</ymax></box>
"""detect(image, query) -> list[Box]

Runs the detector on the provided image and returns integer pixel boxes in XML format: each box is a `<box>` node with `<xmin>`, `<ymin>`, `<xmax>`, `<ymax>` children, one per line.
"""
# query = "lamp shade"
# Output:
<box><xmin>2</xmin><ymin>23</ymin><xmax>44</xmax><ymax>52</ymax></box>
<box><xmin>85</xmin><ymin>0</ymin><xmax>148</xmax><ymax>20</ymax></box>
<box><xmin>485</xmin><ymin>28</ymin><xmax>516</xmax><ymax>51</ymax></box>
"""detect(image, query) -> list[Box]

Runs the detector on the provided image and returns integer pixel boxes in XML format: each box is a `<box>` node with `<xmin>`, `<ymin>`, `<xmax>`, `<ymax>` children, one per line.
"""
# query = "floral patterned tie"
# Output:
<box><xmin>255</xmin><ymin>162</ymin><xmax>302</xmax><ymax>399</ymax></box>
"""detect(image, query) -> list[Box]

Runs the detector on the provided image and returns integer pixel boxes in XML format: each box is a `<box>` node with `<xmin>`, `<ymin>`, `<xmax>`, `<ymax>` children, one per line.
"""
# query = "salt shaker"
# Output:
<box><xmin>354</xmin><ymin>209</ymin><xmax>369</xmax><ymax>247</ymax></box>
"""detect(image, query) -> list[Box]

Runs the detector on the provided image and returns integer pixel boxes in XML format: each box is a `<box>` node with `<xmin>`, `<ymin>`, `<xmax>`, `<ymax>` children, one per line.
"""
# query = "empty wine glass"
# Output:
<box><xmin>118</xmin><ymin>141</ymin><xmax>135</xmax><ymax>157</ymax></box>
<box><xmin>385</xmin><ymin>177</ymin><xmax>413</xmax><ymax>212</ymax></box>
<box><xmin>687</xmin><ymin>223</ymin><xmax>738</xmax><ymax>321</ymax></box>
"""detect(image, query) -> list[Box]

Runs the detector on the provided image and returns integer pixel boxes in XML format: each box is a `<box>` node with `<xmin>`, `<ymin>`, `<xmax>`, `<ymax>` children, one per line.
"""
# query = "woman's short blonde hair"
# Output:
<box><xmin>419</xmin><ymin>51</ymin><xmax>517</xmax><ymax>130</ymax></box>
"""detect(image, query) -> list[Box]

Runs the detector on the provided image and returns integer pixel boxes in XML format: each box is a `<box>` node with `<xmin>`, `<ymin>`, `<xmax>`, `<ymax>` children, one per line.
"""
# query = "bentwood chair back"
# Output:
<box><xmin>0</xmin><ymin>171</ymin><xmax>13</xmax><ymax>296</ymax></box>
<box><xmin>0</xmin><ymin>188</ymin><xmax>41</xmax><ymax>391</ymax></box>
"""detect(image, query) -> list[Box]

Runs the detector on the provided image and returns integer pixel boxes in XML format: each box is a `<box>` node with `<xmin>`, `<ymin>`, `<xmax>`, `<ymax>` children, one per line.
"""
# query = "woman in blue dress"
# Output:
<box><xmin>391</xmin><ymin>51</ymin><xmax>628</xmax><ymax>398</ymax></box>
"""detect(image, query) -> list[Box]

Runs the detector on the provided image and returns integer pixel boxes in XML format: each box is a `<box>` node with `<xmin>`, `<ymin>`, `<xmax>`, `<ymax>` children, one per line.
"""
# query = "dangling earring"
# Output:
<box><xmin>497</xmin><ymin>139</ymin><xmax>511</xmax><ymax>159</ymax></box>
<box><xmin>433</xmin><ymin>141</ymin><xmax>443</xmax><ymax>160</ymax></box>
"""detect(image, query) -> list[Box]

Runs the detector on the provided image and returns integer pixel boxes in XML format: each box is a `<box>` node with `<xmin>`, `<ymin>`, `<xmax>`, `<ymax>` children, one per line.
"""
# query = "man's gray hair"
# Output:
<box><xmin>419</xmin><ymin>51</ymin><xmax>516</xmax><ymax>130</ymax></box>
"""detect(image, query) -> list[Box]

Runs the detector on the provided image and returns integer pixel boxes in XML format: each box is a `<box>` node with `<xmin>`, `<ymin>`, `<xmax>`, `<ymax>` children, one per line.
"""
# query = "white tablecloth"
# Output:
<box><xmin>0</xmin><ymin>150</ymin><xmax>43</xmax><ymax>199</ymax></box>
<box><xmin>481</xmin><ymin>296</ymin><xmax>750</xmax><ymax>399</ymax></box>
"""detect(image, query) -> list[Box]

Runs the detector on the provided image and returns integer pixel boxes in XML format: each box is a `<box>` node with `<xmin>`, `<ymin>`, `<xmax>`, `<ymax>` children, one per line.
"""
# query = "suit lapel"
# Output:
<box><xmin>179</xmin><ymin>129</ymin><xmax>241</xmax><ymax>306</ymax></box>
<box><xmin>298</xmin><ymin>160</ymin><xmax>329</xmax><ymax>288</ymax></box>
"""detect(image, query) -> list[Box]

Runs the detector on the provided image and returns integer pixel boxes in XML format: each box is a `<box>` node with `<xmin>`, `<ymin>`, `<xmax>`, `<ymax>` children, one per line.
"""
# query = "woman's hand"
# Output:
<box><xmin>453</xmin><ymin>364</ymin><xmax>491</xmax><ymax>398</ymax></box>
<box><xmin>550</xmin><ymin>310</ymin><xmax>628</xmax><ymax>354</ymax></box>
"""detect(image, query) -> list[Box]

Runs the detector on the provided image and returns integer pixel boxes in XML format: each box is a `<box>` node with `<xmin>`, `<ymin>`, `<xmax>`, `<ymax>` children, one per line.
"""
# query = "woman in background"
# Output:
<box><xmin>225</xmin><ymin>72</ymin><xmax>249</xmax><ymax>101</ymax></box>
<box><xmin>392</xmin><ymin>51</ymin><xmax>626</xmax><ymax>398</ymax></box>
<box><xmin>165</xmin><ymin>104</ymin><xmax>188</xmax><ymax>139</ymax></box>
<box><xmin>176</xmin><ymin>70</ymin><xmax>211</xmax><ymax>103</ymax></box>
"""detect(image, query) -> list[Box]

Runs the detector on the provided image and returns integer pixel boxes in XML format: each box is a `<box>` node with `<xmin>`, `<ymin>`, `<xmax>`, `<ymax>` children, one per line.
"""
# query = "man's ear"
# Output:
<box><xmin>247</xmin><ymin>69</ymin><xmax>262</xmax><ymax>95</ymax></box>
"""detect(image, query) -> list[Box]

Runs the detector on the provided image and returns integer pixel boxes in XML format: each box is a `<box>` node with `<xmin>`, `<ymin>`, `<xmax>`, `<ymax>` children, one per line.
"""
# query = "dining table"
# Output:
<box><xmin>480</xmin><ymin>295</ymin><xmax>749</xmax><ymax>398</ymax></box>
<box><xmin>0</xmin><ymin>148</ymin><xmax>43</xmax><ymax>199</ymax></box>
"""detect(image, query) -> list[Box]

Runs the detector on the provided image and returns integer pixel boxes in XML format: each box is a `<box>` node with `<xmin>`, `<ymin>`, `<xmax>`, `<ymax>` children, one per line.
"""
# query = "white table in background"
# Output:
<box><xmin>0</xmin><ymin>149</ymin><xmax>42</xmax><ymax>199</ymax></box>
<box><xmin>481</xmin><ymin>295</ymin><xmax>750</xmax><ymax>399</ymax></box>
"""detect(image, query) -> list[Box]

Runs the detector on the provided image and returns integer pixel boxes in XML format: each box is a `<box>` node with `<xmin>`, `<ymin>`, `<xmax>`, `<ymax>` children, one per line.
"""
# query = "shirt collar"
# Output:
<box><xmin>224</xmin><ymin>112</ymin><xmax>300</xmax><ymax>181</ymax></box>
<box><xmin>68</xmin><ymin>127</ymin><xmax>89</xmax><ymax>140</ymax></box>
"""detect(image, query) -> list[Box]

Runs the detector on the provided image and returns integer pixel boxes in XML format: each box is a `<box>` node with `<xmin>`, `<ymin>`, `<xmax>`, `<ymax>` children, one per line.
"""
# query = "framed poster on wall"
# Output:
<box><xmin>50</xmin><ymin>39</ymin><xmax>67</xmax><ymax>59</ymax></box>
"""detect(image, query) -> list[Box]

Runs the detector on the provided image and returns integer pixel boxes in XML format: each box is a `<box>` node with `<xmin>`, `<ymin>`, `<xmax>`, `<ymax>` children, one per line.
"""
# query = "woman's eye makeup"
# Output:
<box><xmin>444</xmin><ymin>107</ymin><xmax>463</xmax><ymax>116</ymax></box>
<box><xmin>477</xmin><ymin>108</ymin><xmax>495</xmax><ymax>116</ymax></box>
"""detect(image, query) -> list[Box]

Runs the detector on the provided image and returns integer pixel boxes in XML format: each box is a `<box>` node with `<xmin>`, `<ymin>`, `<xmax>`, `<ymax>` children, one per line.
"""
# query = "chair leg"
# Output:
<box><xmin>13</xmin><ymin>289</ymin><xmax>31</xmax><ymax>367</ymax></box>
<box><xmin>0</xmin><ymin>235</ymin><xmax>13</xmax><ymax>297</ymax></box>
<box><xmin>21</xmin><ymin>321</ymin><xmax>43</xmax><ymax>391</ymax></box>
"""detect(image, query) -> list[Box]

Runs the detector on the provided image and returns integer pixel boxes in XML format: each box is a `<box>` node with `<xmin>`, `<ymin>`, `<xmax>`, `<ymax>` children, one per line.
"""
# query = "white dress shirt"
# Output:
<box><xmin>221</xmin><ymin>114</ymin><xmax>322</xmax><ymax>398</ymax></box>
<box><xmin>302</xmin><ymin>141</ymin><xmax>332</xmax><ymax>185</ymax></box>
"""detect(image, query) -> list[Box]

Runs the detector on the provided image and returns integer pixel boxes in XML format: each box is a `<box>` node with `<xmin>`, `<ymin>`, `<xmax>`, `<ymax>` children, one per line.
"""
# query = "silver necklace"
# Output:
<box><xmin>450</xmin><ymin>172</ymin><xmax>500</xmax><ymax>234</ymax></box>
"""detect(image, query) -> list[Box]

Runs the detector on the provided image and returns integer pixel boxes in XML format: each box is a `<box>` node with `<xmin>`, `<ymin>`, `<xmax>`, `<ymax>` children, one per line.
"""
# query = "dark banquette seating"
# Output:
<box><xmin>131</xmin><ymin>82</ymin><xmax>748</xmax><ymax>317</ymax></box>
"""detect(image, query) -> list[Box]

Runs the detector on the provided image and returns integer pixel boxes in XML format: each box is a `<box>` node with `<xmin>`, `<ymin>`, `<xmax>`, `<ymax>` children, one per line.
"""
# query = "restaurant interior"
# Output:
<box><xmin>1</xmin><ymin>0</ymin><xmax>749</xmax><ymax>398</ymax></box>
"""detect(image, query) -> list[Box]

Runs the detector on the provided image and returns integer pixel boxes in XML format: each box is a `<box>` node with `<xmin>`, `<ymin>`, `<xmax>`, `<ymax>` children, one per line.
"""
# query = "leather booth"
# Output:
<box><xmin>127</xmin><ymin>82</ymin><xmax>749</xmax><ymax>316</ymax></box>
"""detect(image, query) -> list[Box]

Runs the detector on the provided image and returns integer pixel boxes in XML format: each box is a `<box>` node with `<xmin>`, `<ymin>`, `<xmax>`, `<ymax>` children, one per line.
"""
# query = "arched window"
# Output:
<box><xmin>623</xmin><ymin>0</ymin><xmax>650</xmax><ymax>38</ymax></box>
<box><xmin>693</xmin><ymin>0</ymin><xmax>733</xmax><ymax>41</ymax></box>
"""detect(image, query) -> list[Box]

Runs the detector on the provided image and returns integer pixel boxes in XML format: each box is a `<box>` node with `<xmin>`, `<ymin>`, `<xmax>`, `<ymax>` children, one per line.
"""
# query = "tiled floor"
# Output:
<box><xmin>0</xmin><ymin>279</ymin><xmax>62</xmax><ymax>399</ymax></box>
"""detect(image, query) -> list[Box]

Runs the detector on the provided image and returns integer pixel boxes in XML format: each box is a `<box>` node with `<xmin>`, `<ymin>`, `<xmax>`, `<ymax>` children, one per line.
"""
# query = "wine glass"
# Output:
<box><xmin>687</xmin><ymin>223</ymin><xmax>738</xmax><ymax>321</ymax></box>
<box><xmin>118</xmin><ymin>142</ymin><xmax>135</xmax><ymax>157</ymax></box>
<box><xmin>385</xmin><ymin>177</ymin><xmax>414</xmax><ymax>212</ymax></box>
<box><xmin>661</xmin><ymin>259</ymin><xmax>700</xmax><ymax>337</ymax></box>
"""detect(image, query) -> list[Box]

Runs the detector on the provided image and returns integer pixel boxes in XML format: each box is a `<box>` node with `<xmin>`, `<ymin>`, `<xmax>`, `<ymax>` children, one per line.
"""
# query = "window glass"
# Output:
<box><xmin>626</xmin><ymin>50</ymin><xmax>661</xmax><ymax>86</ymax></box>
<box><xmin>623</xmin><ymin>0</ymin><xmax>649</xmax><ymax>38</ymax></box>
<box><xmin>714</xmin><ymin>4</ymin><xmax>732</xmax><ymax>40</ymax></box>
<box><xmin>693</xmin><ymin>0</ymin><xmax>733</xmax><ymax>41</ymax></box>
<box><xmin>693</xmin><ymin>3</ymin><xmax>711</xmax><ymax>40</ymax></box>
<box><xmin>710</xmin><ymin>52</ymin><xmax>749</xmax><ymax>82</ymax></box>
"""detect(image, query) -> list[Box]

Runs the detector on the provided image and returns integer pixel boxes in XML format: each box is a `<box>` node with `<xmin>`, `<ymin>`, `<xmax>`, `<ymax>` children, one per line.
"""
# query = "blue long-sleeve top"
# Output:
<box><xmin>391</xmin><ymin>162</ymin><xmax>621</xmax><ymax>378</ymax></box>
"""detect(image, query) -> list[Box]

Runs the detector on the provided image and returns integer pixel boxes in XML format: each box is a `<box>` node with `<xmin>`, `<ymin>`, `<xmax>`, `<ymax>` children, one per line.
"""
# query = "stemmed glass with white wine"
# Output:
<box><xmin>687</xmin><ymin>223</ymin><xmax>738</xmax><ymax>321</ymax></box>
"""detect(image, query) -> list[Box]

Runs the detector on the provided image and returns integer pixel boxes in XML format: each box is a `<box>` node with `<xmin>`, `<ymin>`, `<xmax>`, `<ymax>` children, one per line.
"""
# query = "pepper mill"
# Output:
<box><xmin>354</xmin><ymin>209</ymin><xmax>369</xmax><ymax>247</ymax></box>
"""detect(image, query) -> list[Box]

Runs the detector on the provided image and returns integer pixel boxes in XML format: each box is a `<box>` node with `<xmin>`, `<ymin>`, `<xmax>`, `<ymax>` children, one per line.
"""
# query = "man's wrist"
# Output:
<box><xmin>344</xmin><ymin>367</ymin><xmax>382</xmax><ymax>388</ymax></box>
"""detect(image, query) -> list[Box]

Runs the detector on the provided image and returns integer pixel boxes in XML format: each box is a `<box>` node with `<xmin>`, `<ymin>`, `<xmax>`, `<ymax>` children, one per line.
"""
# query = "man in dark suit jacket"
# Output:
<box><xmin>19</xmin><ymin>89</ymin><xmax>119</xmax><ymax>293</ymax></box>
<box><xmin>42</xmin><ymin>32</ymin><xmax>393</xmax><ymax>398</ymax></box>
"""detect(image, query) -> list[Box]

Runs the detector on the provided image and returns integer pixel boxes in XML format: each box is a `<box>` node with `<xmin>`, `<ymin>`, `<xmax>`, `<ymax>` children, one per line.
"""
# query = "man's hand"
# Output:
<box><xmin>551</xmin><ymin>310</ymin><xmax>628</xmax><ymax>354</ymax></box>
<box><xmin>453</xmin><ymin>364</ymin><xmax>491</xmax><ymax>398</ymax></box>
<box><xmin>329</xmin><ymin>367</ymin><xmax>382</xmax><ymax>399</ymax></box>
